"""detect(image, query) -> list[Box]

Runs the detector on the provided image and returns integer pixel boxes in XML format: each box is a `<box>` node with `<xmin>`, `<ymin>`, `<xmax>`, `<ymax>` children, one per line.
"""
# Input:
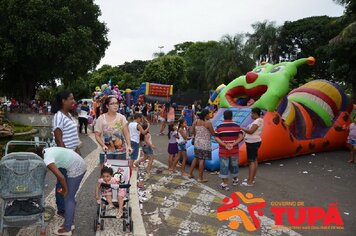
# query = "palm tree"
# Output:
<box><xmin>246</xmin><ymin>21</ymin><xmax>280</xmax><ymax>64</ymax></box>
<box><xmin>206</xmin><ymin>34</ymin><xmax>254</xmax><ymax>87</ymax></box>
<box><xmin>330</xmin><ymin>0</ymin><xmax>356</xmax><ymax>101</ymax></box>
<box><xmin>330</xmin><ymin>0</ymin><xmax>356</xmax><ymax>43</ymax></box>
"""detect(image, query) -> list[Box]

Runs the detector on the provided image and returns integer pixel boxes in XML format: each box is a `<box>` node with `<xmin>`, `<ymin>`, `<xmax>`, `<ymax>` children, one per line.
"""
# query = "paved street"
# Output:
<box><xmin>2</xmin><ymin>123</ymin><xmax>355</xmax><ymax>236</ymax></box>
<box><xmin>141</xmin><ymin>124</ymin><xmax>356</xmax><ymax>236</ymax></box>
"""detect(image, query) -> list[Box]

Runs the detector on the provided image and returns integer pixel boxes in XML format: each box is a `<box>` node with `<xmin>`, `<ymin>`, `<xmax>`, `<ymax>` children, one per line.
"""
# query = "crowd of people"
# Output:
<box><xmin>0</xmin><ymin>98</ymin><xmax>52</xmax><ymax>114</ymax></box>
<box><xmin>25</xmin><ymin>90</ymin><xmax>355</xmax><ymax>236</ymax></box>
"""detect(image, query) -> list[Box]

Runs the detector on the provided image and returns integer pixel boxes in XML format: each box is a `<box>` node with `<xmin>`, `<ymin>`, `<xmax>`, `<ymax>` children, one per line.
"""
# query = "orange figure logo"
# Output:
<box><xmin>217</xmin><ymin>192</ymin><xmax>266</xmax><ymax>231</ymax></box>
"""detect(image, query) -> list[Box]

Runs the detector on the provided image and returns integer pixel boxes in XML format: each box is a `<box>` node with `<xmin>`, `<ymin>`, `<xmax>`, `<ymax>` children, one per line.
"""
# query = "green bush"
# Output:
<box><xmin>10</xmin><ymin>122</ymin><xmax>33</xmax><ymax>133</ymax></box>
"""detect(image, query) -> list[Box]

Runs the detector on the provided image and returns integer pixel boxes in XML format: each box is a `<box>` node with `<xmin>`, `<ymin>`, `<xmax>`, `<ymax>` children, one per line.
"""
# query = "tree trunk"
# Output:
<box><xmin>352</xmin><ymin>76</ymin><xmax>356</xmax><ymax>104</ymax></box>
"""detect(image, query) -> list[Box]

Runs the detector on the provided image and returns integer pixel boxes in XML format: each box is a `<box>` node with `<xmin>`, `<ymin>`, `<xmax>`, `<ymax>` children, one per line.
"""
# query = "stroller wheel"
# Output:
<box><xmin>129</xmin><ymin>206</ymin><xmax>132</xmax><ymax>217</ymax></box>
<box><xmin>123</xmin><ymin>220</ymin><xmax>127</xmax><ymax>232</ymax></box>
<box><xmin>129</xmin><ymin>219</ymin><xmax>133</xmax><ymax>232</ymax></box>
<box><xmin>100</xmin><ymin>219</ymin><xmax>104</xmax><ymax>231</ymax></box>
<box><xmin>94</xmin><ymin>219</ymin><xmax>99</xmax><ymax>232</ymax></box>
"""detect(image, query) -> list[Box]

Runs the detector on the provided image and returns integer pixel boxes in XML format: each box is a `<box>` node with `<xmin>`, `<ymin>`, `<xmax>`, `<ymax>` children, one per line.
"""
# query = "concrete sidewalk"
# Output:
<box><xmin>9</xmin><ymin>134</ymin><xmax>146</xmax><ymax>236</ymax></box>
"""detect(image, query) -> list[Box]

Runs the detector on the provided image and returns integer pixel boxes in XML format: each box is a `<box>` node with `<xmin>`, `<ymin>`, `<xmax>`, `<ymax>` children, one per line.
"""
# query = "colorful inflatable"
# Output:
<box><xmin>208</xmin><ymin>84</ymin><xmax>226</xmax><ymax>106</ymax></box>
<box><xmin>130</xmin><ymin>82</ymin><xmax>173</xmax><ymax>104</ymax></box>
<box><xmin>187</xmin><ymin>57</ymin><xmax>352</xmax><ymax>171</ymax></box>
<box><xmin>93</xmin><ymin>80</ymin><xmax>123</xmax><ymax>101</ymax></box>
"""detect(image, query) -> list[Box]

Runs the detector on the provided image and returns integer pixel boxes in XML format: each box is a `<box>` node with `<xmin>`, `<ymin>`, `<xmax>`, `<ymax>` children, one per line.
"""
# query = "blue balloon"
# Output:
<box><xmin>205</xmin><ymin>148</ymin><xmax>220</xmax><ymax>171</ymax></box>
<box><xmin>187</xmin><ymin>145</ymin><xmax>195</xmax><ymax>164</ymax></box>
<box><xmin>104</xmin><ymin>87</ymin><xmax>111</xmax><ymax>95</ymax></box>
<box><xmin>186</xmin><ymin>139</ymin><xmax>221</xmax><ymax>171</ymax></box>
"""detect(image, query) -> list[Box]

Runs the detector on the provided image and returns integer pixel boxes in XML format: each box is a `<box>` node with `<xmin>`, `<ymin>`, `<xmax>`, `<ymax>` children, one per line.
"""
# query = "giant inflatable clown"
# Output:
<box><xmin>186</xmin><ymin>57</ymin><xmax>352</xmax><ymax>171</ymax></box>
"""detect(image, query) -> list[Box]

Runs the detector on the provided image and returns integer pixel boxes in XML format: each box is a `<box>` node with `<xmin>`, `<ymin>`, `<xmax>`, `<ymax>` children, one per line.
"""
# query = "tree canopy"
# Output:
<box><xmin>1</xmin><ymin>1</ymin><xmax>354</xmax><ymax>103</ymax></box>
<box><xmin>0</xmin><ymin>0</ymin><xmax>109</xmax><ymax>100</ymax></box>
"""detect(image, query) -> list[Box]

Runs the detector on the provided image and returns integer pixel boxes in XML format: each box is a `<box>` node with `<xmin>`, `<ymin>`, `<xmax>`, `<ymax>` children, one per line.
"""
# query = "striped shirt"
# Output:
<box><xmin>52</xmin><ymin>111</ymin><xmax>80</xmax><ymax>150</ymax></box>
<box><xmin>215</xmin><ymin>120</ymin><xmax>242</xmax><ymax>157</ymax></box>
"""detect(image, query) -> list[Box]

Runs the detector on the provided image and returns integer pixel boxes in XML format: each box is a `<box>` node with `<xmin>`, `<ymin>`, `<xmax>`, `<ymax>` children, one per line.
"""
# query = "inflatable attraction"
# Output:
<box><xmin>128</xmin><ymin>82</ymin><xmax>173</xmax><ymax>105</ymax></box>
<box><xmin>187</xmin><ymin>57</ymin><xmax>353</xmax><ymax>171</ymax></box>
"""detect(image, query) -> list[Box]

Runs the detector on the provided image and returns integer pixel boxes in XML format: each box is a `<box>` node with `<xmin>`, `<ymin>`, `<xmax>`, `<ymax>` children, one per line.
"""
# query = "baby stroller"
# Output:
<box><xmin>94</xmin><ymin>151</ymin><xmax>133</xmax><ymax>232</ymax></box>
<box><xmin>0</xmin><ymin>140</ymin><xmax>48</xmax><ymax>236</ymax></box>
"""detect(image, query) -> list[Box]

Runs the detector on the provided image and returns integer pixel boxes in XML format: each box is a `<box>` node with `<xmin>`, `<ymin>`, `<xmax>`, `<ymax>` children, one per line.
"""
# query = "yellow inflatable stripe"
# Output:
<box><xmin>170</xmin><ymin>85</ymin><xmax>173</xmax><ymax>96</ymax></box>
<box><xmin>283</xmin><ymin>101</ymin><xmax>296</xmax><ymax>125</ymax></box>
<box><xmin>301</xmin><ymin>81</ymin><xmax>341</xmax><ymax>109</ymax></box>
<box><xmin>145</xmin><ymin>83</ymin><xmax>150</xmax><ymax>95</ymax></box>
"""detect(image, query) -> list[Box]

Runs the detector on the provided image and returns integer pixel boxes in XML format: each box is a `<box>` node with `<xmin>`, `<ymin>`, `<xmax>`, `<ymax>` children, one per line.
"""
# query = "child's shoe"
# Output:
<box><xmin>219</xmin><ymin>183</ymin><xmax>229</xmax><ymax>191</ymax></box>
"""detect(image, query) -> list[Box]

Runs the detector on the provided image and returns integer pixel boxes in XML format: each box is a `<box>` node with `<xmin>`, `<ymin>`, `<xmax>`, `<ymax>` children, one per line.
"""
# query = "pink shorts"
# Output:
<box><xmin>103</xmin><ymin>188</ymin><xmax>126</xmax><ymax>198</ymax></box>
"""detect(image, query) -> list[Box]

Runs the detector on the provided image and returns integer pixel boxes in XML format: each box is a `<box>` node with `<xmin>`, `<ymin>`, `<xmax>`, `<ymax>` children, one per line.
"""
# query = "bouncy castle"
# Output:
<box><xmin>126</xmin><ymin>82</ymin><xmax>173</xmax><ymax>106</ymax></box>
<box><xmin>187</xmin><ymin>57</ymin><xmax>353</xmax><ymax>171</ymax></box>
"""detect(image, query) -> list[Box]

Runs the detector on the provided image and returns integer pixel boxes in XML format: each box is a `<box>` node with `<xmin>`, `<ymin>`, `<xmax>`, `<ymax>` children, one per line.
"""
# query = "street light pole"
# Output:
<box><xmin>158</xmin><ymin>46</ymin><xmax>164</xmax><ymax>53</ymax></box>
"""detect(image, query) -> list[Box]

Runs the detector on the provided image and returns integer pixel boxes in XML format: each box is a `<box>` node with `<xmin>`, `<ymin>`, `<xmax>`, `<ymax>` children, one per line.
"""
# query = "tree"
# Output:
<box><xmin>167</xmin><ymin>42</ymin><xmax>194</xmax><ymax>57</ymax></box>
<box><xmin>278</xmin><ymin>16</ymin><xmax>343</xmax><ymax>87</ymax></box>
<box><xmin>0</xmin><ymin>0</ymin><xmax>109</xmax><ymax>100</ymax></box>
<box><xmin>246</xmin><ymin>21</ymin><xmax>280</xmax><ymax>64</ymax></box>
<box><xmin>118</xmin><ymin>60</ymin><xmax>149</xmax><ymax>78</ymax></box>
<box><xmin>182</xmin><ymin>41</ymin><xmax>221</xmax><ymax>90</ymax></box>
<box><xmin>141</xmin><ymin>55</ymin><xmax>187</xmax><ymax>90</ymax></box>
<box><xmin>87</xmin><ymin>65</ymin><xmax>122</xmax><ymax>91</ymax></box>
<box><xmin>329</xmin><ymin>0</ymin><xmax>356</xmax><ymax>101</ymax></box>
<box><xmin>206</xmin><ymin>34</ymin><xmax>255</xmax><ymax>87</ymax></box>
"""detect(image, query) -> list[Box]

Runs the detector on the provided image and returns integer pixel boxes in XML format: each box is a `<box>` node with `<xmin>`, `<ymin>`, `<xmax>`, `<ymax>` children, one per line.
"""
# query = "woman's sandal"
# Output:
<box><xmin>241</xmin><ymin>182</ymin><xmax>254</xmax><ymax>187</ymax></box>
<box><xmin>197</xmin><ymin>179</ymin><xmax>208</xmax><ymax>183</ymax></box>
<box><xmin>54</xmin><ymin>228</ymin><xmax>72</xmax><ymax>236</ymax></box>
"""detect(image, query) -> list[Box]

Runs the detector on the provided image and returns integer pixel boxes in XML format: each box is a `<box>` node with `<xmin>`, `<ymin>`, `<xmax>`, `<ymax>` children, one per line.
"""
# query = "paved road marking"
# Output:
<box><xmin>144</xmin><ymin>160</ymin><xmax>302</xmax><ymax>236</ymax></box>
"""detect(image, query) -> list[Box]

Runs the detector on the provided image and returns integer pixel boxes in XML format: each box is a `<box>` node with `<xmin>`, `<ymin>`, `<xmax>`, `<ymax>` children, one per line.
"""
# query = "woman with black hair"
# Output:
<box><xmin>241</xmin><ymin>107</ymin><xmax>264</xmax><ymax>187</ymax></box>
<box><xmin>189</xmin><ymin>109</ymin><xmax>215</xmax><ymax>182</ymax></box>
<box><xmin>51</xmin><ymin>91</ymin><xmax>80</xmax><ymax>218</ymax></box>
<box><xmin>94</xmin><ymin>96</ymin><xmax>132</xmax><ymax>168</ymax></box>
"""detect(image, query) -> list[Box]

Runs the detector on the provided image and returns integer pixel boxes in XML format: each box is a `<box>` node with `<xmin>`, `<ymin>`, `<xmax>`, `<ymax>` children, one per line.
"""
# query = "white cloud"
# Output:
<box><xmin>94</xmin><ymin>0</ymin><xmax>344</xmax><ymax>66</ymax></box>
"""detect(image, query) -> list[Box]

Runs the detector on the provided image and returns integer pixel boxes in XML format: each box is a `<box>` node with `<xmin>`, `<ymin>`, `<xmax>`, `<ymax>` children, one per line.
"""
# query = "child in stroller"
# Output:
<box><xmin>94</xmin><ymin>152</ymin><xmax>132</xmax><ymax>232</ymax></box>
<box><xmin>95</xmin><ymin>166</ymin><xmax>126</xmax><ymax>218</ymax></box>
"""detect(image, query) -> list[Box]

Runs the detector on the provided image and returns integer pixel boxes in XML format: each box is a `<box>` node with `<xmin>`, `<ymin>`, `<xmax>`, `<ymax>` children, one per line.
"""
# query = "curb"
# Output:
<box><xmin>130</xmin><ymin>169</ymin><xmax>147</xmax><ymax>236</ymax></box>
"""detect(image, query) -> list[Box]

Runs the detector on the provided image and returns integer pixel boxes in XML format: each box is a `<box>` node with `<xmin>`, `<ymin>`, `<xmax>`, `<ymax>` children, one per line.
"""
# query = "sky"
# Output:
<box><xmin>94</xmin><ymin>0</ymin><xmax>345</xmax><ymax>67</ymax></box>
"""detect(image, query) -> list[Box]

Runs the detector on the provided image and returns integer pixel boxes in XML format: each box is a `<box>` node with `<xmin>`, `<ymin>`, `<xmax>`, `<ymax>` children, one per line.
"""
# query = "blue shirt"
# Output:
<box><xmin>183</xmin><ymin>109</ymin><xmax>194</xmax><ymax>126</ymax></box>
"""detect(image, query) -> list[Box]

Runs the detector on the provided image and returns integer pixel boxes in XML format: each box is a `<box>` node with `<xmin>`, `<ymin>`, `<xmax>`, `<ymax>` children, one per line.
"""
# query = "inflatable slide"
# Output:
<box><xmin>187</xmin><ymin>57</ymin><xmax>352</xmax><ymax>171</ymax></box>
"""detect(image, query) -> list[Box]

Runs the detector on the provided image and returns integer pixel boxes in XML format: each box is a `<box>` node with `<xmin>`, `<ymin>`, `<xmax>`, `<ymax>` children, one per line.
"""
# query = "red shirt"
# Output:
<box><xmin>215</xmin><ymin>120</ymin><xmax>242</xmax><ymax>157</ymax></box>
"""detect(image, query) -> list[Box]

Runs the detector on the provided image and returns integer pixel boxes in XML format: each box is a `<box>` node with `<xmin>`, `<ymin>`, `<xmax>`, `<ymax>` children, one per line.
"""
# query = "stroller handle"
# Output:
<box><xmin>100</xmin><ymin>183</ymin><xmax>131</xmax><ymax>189</ymax></box>
<box><xmin>5</xmin><ymin>140</ymin><xmax>49</xmax><ymax>155</ymax></box>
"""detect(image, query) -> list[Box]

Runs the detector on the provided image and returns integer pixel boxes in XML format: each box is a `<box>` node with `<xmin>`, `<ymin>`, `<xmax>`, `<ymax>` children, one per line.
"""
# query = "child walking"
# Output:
<box><xmin>128</xmin><ymin>113</ymin><xmax>150</xmax><ymax>169</ymax></box>
<box><xmin>167</xmin><ymin>123</ymin><xmax>179</xmax><ymax>171</ymax></box>
<box><xmin>134</xmin><ymin>122</ymin><xmax>156</xmax><ymax>176</ymax></box>
<box><xmin>95</xmin><ymin>166</ymin><xmax>126</xmax><ymax>218</ymax></box>
<box><xmin>172</xmin><ymin>119</ymin><xmax>189</xmax><ymax>176</ymax></box>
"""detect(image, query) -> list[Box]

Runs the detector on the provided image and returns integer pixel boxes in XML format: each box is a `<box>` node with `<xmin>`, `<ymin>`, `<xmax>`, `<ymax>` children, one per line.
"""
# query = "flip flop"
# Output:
<box><xmin>198</xmin><ymin>179</ymin><xmax>208</xmax><ymax>183</ymax></box>
<box><xmin>241</xmin><ymin>182</ymin><xmax>254</xmax><ymax>187</ymax></box>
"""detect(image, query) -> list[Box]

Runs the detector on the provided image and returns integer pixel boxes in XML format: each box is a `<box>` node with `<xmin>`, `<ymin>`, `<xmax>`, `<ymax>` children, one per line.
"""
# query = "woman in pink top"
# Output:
<box><xmin>241</xmin><ymin>108</ymin><xmax>264</xmax><ymax>186</ymax></box>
